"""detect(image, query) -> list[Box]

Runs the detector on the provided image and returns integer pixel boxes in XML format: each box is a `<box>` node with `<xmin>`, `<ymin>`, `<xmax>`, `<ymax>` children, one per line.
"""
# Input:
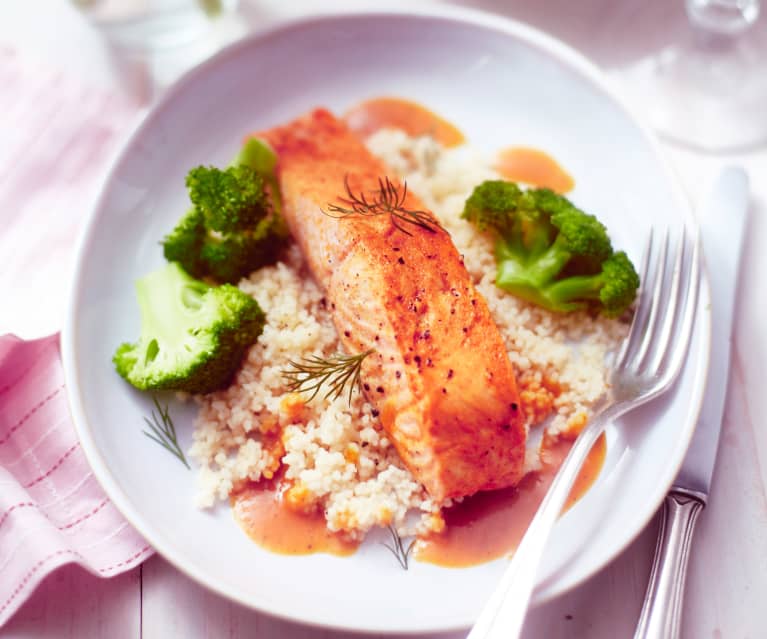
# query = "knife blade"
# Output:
<box><xmin>634</xmin><ymin>166</ymin><xmax>750</xmax><ymax>639</ymax></box>
<box><xmin>673</xmin><ymin>166</ymin><xmax>749</xmax><ymax>498</ymax></box>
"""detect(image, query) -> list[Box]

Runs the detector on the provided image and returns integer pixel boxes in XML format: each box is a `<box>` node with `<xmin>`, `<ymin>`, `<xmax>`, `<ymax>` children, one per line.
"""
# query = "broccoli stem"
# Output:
<box><xmin>544</xmin><ymin>274</ymin><xmax>603</xmax><ymax>304</ymax></box>
<box><xmin>495</xmin><ymin>237</ymin><xmax>597</xmax><ymax>312</ymax></box>
<box><xmin>495</xmin><ymin>236</ymin><xmax>571</xmax><ymax>289</ymax></box>
<box><xmin>525</xmin><ymin>240</ymin><xmax>572</xmax><ymax>287</ymax></box>
<box><xmin>232</xmin><ymin>138</ymin><xmax>277</xmax><ymax>174</ymax></box>
<box><xmin>232</xmin><ymin>137</ymin><xmax>283</xmax><ymax>217</ymax></box>
<box><xmin>135</xmin><ymin>264</ymin><xmax>208</xmax><ymax>363</ymax></box>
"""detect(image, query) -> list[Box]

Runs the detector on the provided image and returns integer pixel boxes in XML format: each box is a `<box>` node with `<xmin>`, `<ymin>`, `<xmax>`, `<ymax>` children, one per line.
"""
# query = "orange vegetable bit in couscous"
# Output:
<box><xmin>279</xmin><ymin>392</ymin><xmax>307</xmax><ymax>425</ymax></box>
<box><xmin>559</xmin><ymin>411</ymin><xmax>589</xmax><ymax>439</ymax></box>
<box><xmin>283</xmin><ymin>480</ymin><xmax>315</xmax><ymax>513</ymax></box>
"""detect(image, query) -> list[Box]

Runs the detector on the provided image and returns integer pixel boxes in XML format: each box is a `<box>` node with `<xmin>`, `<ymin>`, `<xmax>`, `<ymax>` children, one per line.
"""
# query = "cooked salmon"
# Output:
<box><xmin>257</xmin><ymin>109</ymin><xmax>526</xmax><ymax>502</ymax></box>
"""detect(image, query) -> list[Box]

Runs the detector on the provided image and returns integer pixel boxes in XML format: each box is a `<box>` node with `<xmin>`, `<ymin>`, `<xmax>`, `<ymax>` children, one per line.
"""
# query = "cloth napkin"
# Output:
<box><xmin>0</xmin><ymin>335</ymin><xmax>153</xmax><ymax>626</ymax></box>
<box><xmin>0</xmin><ymin>48</ymin><xmax>152</xmax><ymax>627</ymax></box>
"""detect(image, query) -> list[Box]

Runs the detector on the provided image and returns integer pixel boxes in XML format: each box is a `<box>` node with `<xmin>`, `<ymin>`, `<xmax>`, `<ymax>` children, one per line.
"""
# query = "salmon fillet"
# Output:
<box><xmin>257</xmin><ymin>109</ymin><xmax>526</xmax><ymax>502</ymax></box>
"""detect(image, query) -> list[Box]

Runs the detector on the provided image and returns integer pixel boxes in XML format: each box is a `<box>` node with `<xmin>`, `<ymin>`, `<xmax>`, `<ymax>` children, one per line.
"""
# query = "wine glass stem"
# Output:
<box><xmin>685</xmin><ymin>0</ymin><xmax>761</xmax><ymax>35</ymax></box>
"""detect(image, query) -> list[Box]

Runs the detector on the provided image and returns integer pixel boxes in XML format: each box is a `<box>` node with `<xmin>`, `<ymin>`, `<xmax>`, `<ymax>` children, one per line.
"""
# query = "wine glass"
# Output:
<box><xmin>618</xmin><ymin>0</ymin><xmax>767</xmax><ymax>152</ymax></box>
<box><xmin>72</xmin><ymin>0</ymin><xmax>247</xmax><ymax>96</ymax></box>
<box><xmin>72</xmin><ymin>0</ymin><xmax>240</xmax><ymax>50</ymax></box>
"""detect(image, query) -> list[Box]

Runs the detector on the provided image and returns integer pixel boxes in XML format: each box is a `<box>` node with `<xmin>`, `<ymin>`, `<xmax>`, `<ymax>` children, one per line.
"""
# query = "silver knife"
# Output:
<box><xmin>634</xmin><ymin>166</ymin><xmax>750</xmax><ymax>639</ymax></box>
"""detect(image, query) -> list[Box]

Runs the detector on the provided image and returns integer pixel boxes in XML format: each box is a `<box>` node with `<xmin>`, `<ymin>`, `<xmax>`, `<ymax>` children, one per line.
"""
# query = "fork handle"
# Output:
<box><xmin>467</xmin><ymin>414</ymin><xmax>608</xmax><ymax>639</ymax></box>
<box><xmin>634</xmin><ymin>490</ymin><xmax>705</xmax><ymax>639</ymax></box>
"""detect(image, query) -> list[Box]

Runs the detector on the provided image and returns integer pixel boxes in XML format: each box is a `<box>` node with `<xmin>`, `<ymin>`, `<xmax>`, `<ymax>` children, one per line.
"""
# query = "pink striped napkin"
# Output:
<box><xmin>0</xmin><ymin>335</ymin><xmax>152</xmax><ymax>626</ymax></box>
<box><xmin>0</xmin><ymin>49</ymin><xmax>152</xmax><ymax>626</ymax></box>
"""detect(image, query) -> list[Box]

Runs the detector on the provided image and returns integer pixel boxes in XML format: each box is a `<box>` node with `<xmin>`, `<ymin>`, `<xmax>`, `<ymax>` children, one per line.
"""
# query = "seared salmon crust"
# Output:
<box><xmin>257</xmin><ymin>109</ymin><xmax>526</xmax><ymax>501</ymax></box>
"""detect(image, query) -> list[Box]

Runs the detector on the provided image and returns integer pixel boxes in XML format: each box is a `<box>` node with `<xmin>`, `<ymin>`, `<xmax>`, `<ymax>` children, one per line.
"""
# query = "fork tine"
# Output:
<box><xmin>645</xmin><ymin>229</ymin><xmax>687</xmax><ymax>374</ymax></box>
<box><xmin>660</xmin><ymin>227</ymin><xmax>701</xmax><ymax>387</ymax></box>
<box><xmin>632</xmin><ymin>228</ymin><xmax>670</xmax><ymax>370</ymax></box>
<box><xmin>614</xmin><ymin>228</ymin><xmax>655</xmax><ymax>369</ymax></box>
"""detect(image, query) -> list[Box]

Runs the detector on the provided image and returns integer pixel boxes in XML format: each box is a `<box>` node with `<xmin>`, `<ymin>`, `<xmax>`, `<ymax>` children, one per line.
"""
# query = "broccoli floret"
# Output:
<box><xmin>462</xmin><ymin>180</ymin><xmax>638</xmax><ymax>316</ymax></box>
<box><xmin>162</xmin><ymin>138</ymin><xmax>289</xmax><ymax>284</ymax></box>
<box><xmin>113</xmin><ymin>262</ymin><xmax>265</xmax><ymax>394</ymax></box>
<box><xmin>186</xmin><ymin>164</ymin><xmax>269</xmax><ymax>233</ymax></box>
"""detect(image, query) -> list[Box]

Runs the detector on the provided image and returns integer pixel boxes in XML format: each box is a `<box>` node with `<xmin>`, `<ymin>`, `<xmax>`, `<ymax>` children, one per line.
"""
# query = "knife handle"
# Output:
<box><xmin>634</xmin><ymin>490</ymin><xmax>705</xmax><ymax>639</ymax></box>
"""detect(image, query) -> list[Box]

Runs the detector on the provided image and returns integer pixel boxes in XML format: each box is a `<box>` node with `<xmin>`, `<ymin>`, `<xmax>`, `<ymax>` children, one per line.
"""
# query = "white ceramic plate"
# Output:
<box><xmin>62</xmin><ymin>6</ymin><xmax>710</xmax><ymax>634</ymax></box>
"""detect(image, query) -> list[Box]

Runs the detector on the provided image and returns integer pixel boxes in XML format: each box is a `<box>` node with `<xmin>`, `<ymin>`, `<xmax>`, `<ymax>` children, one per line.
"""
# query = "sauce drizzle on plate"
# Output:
<box><xmin>414</xmin><ymin>434</ymin><xmax>606</xmax><ymax>567</ymax></box>
<box><xmin>494</xmin><ymin>147</ymin><xmax>575</xmax><ymax>193</ymax></box>
<box><xmin>232</xmin><ymin>435</ymin><xmax>605</xmax><ymax>566</ymax></box>
<box><xmin>232</xmin><ymin>481</ymin><xmax>358</xmax><ymax>557</ymax></box>
<box><xmin>344</xmin><ymin>97</ymin><xmax>466</xmax><ymax>147</ymax></box>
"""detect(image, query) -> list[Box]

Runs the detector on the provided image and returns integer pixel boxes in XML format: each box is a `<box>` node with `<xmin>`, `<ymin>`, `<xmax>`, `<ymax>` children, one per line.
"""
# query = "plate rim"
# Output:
<box><xmin>61</xmin><ymin>4</ymin><xmax>711</xmax><ymax>634</ymax></box>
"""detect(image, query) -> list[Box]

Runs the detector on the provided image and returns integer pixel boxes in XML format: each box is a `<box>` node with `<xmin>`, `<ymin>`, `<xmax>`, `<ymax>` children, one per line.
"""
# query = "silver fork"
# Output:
<box><xmin>467</xmin><ymin>226</ymin><xmax>702</xmax><ymax>639</ymax></box>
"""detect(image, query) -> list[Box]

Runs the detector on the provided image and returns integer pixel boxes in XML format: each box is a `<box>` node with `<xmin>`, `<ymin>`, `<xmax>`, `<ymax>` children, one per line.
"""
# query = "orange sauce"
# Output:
<box><xmin>415</xmin><ymin>433</ymin><xmax>606</xmax><ymax>567</ymax></box>
<box><xmin>495</xmin><ymin>147</ymin><xmax>575</xmax><ymax>193</ymax></box>
<box><xmin>232</xmin><ymin>483</ymin><xmax>358</xmax><ymax>557</ymax></box>
<box><xmin>232</xmin><ymin>435</ymin><xmax>605</xmax><ymax>566</ymax></box>
<box><xmin>344</xmin><ymin>97</ymin><xmax>466</xmax><ymax>147</ymax></box>
<box><xmin>344</xmin><ymin>98</ymin><xmax>573</xmax><ymax>192</ymax></box>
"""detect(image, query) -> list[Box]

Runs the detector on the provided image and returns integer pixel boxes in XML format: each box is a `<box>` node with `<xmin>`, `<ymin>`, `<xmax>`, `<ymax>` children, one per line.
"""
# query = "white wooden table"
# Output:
<box><xmin>2</xmin><ymin>1</ymin><xmax>766</xmax><ymax>637</ymax></box>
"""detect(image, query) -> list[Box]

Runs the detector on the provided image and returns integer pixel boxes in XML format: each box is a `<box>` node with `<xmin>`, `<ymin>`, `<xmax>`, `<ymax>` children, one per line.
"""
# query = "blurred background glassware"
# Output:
<box><xmin>72</xmin><ymin>0</ymin><xmax>246</xmax><ymax>97</ymax></box>
<box><xmin>72</xmin><ymin>0</ymin><xmax>240</xmax><ymax>50</ymax></box>
<box><xmin>619</xmin><ymin>0</ymin><xmax>767</xmax><ymax>153</ymax></box>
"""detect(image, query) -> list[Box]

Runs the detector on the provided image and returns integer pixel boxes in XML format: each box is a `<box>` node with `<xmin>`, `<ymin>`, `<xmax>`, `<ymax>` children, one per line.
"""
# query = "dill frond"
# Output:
<box><xmin>325</xmin><ymin>175</ymin><xmax>441</xmax><ymax>236</ymax></box>
<box><xmin>281</xmin><ymin>348</ymin><xmax>375</xmax><ymax>406</ymax></box>
<box><xmin>142</xmin><ymin>398</ymin><xmax>190</xmax><ymax>470</ymax></box>
<box><xmin>382</xmin><ymin>524</ymin><xmax>416</xmax><ymax>570</ymax></box>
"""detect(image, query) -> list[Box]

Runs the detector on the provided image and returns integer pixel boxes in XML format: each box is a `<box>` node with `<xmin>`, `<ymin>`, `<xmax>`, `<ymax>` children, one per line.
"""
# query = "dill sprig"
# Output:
<box><xmin>143</xmin><ymin>398</ymin><xmax>190</xmax><ymax>470</ymax></box>
<box><xmin>382</xmin><ymin>524</ymin><xmax>416</xmax><ymax>570</ymax></box>
<box><xmin>282</xmin><ymin>348</ymin><xmax>375</xmax><ymax>405</ymax></box>
<box><xmin>325</xmin><ymin>175</ymin><xmax>441</xmax><ymax>236</ymax></box>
